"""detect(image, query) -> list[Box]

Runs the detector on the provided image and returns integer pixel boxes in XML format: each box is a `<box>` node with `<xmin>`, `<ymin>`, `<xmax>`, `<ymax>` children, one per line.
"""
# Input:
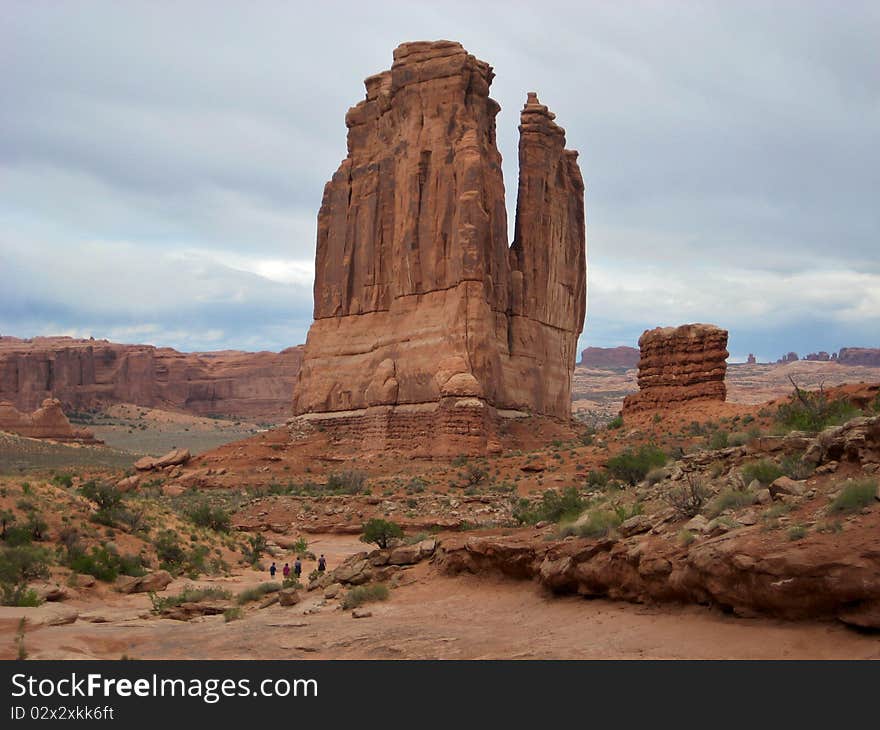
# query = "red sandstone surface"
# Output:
<box><xmin>292</xmin><ymin>41</ymin><xmax>586</xmax><ymax>454</ymax></box>
<box><xmin>0</xmin><ymin>398</ymin><xmax>98</xmax><ymax>443</ymax></box>
<box><xmin>0</xmin><ymin>336</ymin><xmax>303</xmax><ymax>421</ymax></box>
<box><xmin>623</xmin><ymin>324</ymin><xmax>729</xmax><ymax>414</ymax></box>
<box><xmin>578</xmin><ymin>346</ymin><xmax>639</xmax><ymax>370</ymax></box>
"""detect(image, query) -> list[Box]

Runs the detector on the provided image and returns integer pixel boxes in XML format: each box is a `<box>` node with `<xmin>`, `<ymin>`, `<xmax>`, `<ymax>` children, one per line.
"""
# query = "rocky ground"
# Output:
<box><xmin>2</xmin><ymin>378</ymin><xmax>880</xmax><ymax>659</ymax></box>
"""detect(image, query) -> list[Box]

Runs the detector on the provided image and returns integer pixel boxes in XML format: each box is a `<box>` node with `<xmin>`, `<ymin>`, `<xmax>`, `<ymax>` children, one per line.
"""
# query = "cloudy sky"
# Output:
<box><xmin>2</xmin><ymin>1</ymin><xmax>877</xmax><ymax>362</ymax></box>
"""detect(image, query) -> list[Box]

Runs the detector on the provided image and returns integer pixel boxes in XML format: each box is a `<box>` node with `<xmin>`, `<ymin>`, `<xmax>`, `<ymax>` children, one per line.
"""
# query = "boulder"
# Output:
<box><xmin>769</xmin><ymin>476</ymin><xmax>806</xmax><ymax>499</ymax></box>
<box><xmin>114</xmin><ymin>570</ymin><xmax>173</xmax><ymax>594</ymax></box>
<box><xmin>278</xmin><ymin>588</ymin><xmax>301</xmax><ymax>606</ymax></box>
<box><xmin>352</xmin><ymin>608</ymin><xmax>372</xmax><ymax>619</ymax></box>
<box><xmin>618</xmin><ymin>514</ymin><xmax>652</xmax><ymax>537</ymax></box>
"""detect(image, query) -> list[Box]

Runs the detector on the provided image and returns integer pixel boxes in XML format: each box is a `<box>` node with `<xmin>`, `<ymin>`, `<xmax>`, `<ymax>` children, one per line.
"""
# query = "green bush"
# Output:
<box><xmin>184</xmin><ymin>502</ymin><xmax>231</xmax><ymax>532</ymax></box>
<box><xmin>606</xmin><ymin>445</ymin><xmax>667</xmax><ymax>485</ymax></box>
<box><xmin>0</xmin><ymin>545</ymin><xmax>50</xmax><ymax>606</ymax></box>
<box><xmin>780</xmin><ymin>453</ymin><xmax>815</xmax><ymax>480</ymax></box>
<box><xmin>606</xmin><ymin>415</ymin><xmax>623</xmax><ymax>430</ymax></box>
<box><xmin>788</xmin><ymin>524</ymin><xmax>807</xmax><ymax>541</ymax></box>
<box><xmin>242</xmin><ymin>534</ymin><xmax>267</xmax><ymax>566</ymax></box>
<box><xmin>829</xmin><ymin>479</ymin><xmax>877</xmax><ymax>514</ymax></box>
<box><xmin>360</xmin><ymin>518</ymin><xmax>404</xmax><ymax>549</ymax></box>
<box><xmin>153</xmin><ymin>530</ymin><xmax>187</xmax><ymax>571</ymax></box>
<box><xmin>341</xmin><ymin>583</ymin><xmax>389</xmax><ymax>610</ymax></box>
<box><xmin>709</xmin><ymin>431</ymin><xmax>729</xmax><ymax>450</ymax></box>
<box><xmin>65</xmin><ymin>546</ymin><xmax>146</xmax><ymax>583</ymax></box>
<box><xmin>586</xmin><ymin>470</ymin><xmax>610</xmax><ymax>489</ymax></box>
<box><xmin>52</xmin><ymin>473</ymin><xmax>74</xmax><ymax>488</ymax></box>
<box><xmin>236</xmin><ymin>582</ymin><xmax>281</xmax><ymax>605</ymax></box>
<box><xmin>514</xmin><ymin>487</ymin><xmax>587</xmax><ymax>525</ymax></box>
<box><xmin>775</xmin><ymin>387</ymin><xmax>860</xmax><ymax>433</ymax></box>
<box><xmin>663</xmin><ymin>475</ymin><xmax>710</xmax><ymax>518</ymax></box>
<box><xmin>741</xmin><ymin>459</ymin><xmax>783</xmax><ymax>486</ymax></box>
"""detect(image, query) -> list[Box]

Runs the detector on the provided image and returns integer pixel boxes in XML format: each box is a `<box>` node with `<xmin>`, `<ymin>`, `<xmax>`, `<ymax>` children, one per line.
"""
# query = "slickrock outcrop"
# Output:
<box><xmin>0</xmin><ymin>336</ymin><xmax>303</xmax><ymax>420</ymax></box>
<box><xmin>837</xmin><ymin>348</ymin><xmax>880</xmax><ymax>367</ymax></box>
<box><xmin>622</xmin><ymin>324</ymin><xmax>729</xmax><ymax>414</ymax></box>
<box><xmin>0</xmin><ymin>398</ymin><xmax>98</xmax><ymax>443</ymax></box>
<box><xmin>293</xmin><ymin>41</ymin><xmax>586</xmax><ymax>453</ymax></box>
<box><xmin>578</xmin><ymin>346</ymin><xmax>639</xmax><ymax>370</ymax></box>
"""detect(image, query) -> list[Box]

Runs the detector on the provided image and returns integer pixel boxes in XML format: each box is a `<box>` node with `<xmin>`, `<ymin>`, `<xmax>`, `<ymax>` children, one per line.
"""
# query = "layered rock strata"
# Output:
<box><xmin>0</xmin><ymin>336</ymin><xmax>303</xmax><ymax>420</ymax></box>
<box><xmin>622</xmin><ymin>324</ymin><xmax>729</xmax><ymax>413</ymax></box>
<box><xmin>293</xmin><ymin>41</ymin><xmax>587</xmax><ymax>453</ymax></box>
<box><xmin>0</xmin><ymin>398</ymin><xmax>99</xmax><ymax>443</ymax></box>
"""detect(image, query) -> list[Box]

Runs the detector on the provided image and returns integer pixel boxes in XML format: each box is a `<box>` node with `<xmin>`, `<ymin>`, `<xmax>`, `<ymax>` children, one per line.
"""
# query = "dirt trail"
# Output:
<box><xmin>5</xmin><ymin>535</ymin><xmax>879</xmax><ymax>660</ymax></box>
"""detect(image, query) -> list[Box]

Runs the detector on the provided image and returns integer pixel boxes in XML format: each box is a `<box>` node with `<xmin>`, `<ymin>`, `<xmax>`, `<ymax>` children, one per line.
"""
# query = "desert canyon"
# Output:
<box><xmin>2</xmin><ymin>41</ymin><xmax>880</xmax><ymax>662</ymax></box>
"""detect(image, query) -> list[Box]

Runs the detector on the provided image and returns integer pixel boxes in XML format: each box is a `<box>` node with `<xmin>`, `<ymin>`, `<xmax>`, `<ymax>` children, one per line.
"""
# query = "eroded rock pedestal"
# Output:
<box><xmin>622</xmin><ymin>324</ymin><xmax>729</xmax><ymax>414</ymax></box>
<box><xmin>0</xmin><ymin>398</ymin><xmax>99</xmax><ymax>443</ymax></box>
<box><xmin>293</xmin><ymin>41</ymin><xmax>586</xmax><ymax>454</ymax></box>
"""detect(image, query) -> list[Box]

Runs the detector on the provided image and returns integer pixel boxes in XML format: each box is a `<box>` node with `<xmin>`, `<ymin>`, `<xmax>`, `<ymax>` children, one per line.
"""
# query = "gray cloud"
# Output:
<box><xmin>1</xmin><ymin>0</ymin><xmax>877</xmax><ymax>360</ymax></box>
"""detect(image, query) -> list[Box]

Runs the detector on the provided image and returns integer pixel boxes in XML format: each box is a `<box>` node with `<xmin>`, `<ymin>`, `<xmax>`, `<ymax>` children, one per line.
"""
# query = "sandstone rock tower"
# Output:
<box><xmin>622</xmin><ymin>324</ymin><xmax>729</xmax><ymax>414</ymax></box>
<box><xmin>293</xmin><ymin>41</ymin><xmax>587</xmax><ymax>452</ymax></box>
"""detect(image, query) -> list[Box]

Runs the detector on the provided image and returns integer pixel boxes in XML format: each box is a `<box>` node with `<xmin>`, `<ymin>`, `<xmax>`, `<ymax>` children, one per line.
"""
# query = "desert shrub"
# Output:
<box><xmin>149</xmin><ymin>585</ymin><xmax>231</xmax><ymax>613</ymax></box>
<box><xmin>606</xmin><ymin>445</ymin><xmax>667</xmax><ymax>485</ymax></box>
<box><xmin>514</xmin><ymin>487</ymin><xmax>586</xmax><ymax>525</ymax></box>
<box><xmin>0</xmin><ymin>545</ymin><xmax>50</xmax><ymax>606</ymax></box>
<box><xmin>242</xmin><ymin>534</ymin><xmax>267</xmax><ymax>566</ymax></box>
<box><xmin>52</xmin><ymin>473</ymin><xmax>74</xmax><ymax>488</ymax></box>
<box><xmin>236</xmin><ymin>582</ymin><xmax>281</xmax><ymax>605</ymax></box>
<box><xmin>788</xmin><ymin>524</ymin><xmax>807</xmax><ymax>541</ymax></box>
<box><xmin>663</xmin><ymin>475</ymin><xmax>710</xmax><ymax>518</ymax></box>
<box><xmin>464</xmin><ymin>464</ymin><xmax>488</xmax><ymax>486</ymax></box>
<box><xmin>575</xmin><ymin>509</ymin><xmax>621</xmax><ymax>538</ymax></box>
<box><xmin>579</xmin><ymin>430</ymin><xmax>595</xmax><ymax>446</ymax></box>
<box><xmin>0</xmin><ymin>509</ymin><xmax>15</xmax><ymax>540</ymax></box>
<box><xmin>341</xmin><ymin>583</ymin><xmax>389</xmax><ymax>610</ymax></box>
<box><xmin>586</xmin><ymin>470</ymin><xmax>610</xmax><ymax>489</ymax></box>
<box><xmin>645</xmin><ymin>467</ymin><xmax>667</xmax><ymax>486</ymax></box>
<box><xmin>80</xmin><ymin>481</ymin><xmax>123</xmax><ymax>511</ymax></box>
<box><xmin>707</xmin><ymin>489</ymin><xmax>754</xmax><ymax>517</ymax></box>
<box><xmin>153</xmin><ymin>530</ymin><xmax>187</xmax><ymax>571</ymax></box>
<box><xmin>780</xmin><ymin>453</ymin><xmax>815</xmax><ymax>480</ymax></box>
<box><xmin>4</xmin><ymin>526</ymin><xmax>33</xmax><ymax>547</ymax></box>
<box><xmin>291</xmin><ymin>537</ymin><xmax>309</xmax><ymax>555</ymax></box>
<box><xmin>184</xmin><ymin>502</ymin><xmax>231</xmax><ymax>532</ymax></box>
<box><xmin>606</xmin><ymin>415</ymin><xmax>623</xmax><ymax>430</ymax></box>
<box><xmin>728</xmin><ymin>432</ymin><xmax>751</xmax><ymax>447</ymax></box>
<box><xmin>65</xmin><ymin>545</ymin><xmax>146</xmax><ymax>582</ymax></box>
<box><xmin>709</xmin><ymin>430</ymin><xmax>729</xmax><ymax>450</ymax></box>
<box><xmin>224</xmin><ymin>606</ymin><xmax>243</xmax><ymax>622</ymax></box>
<box><xmin>360</xmin><ymin>518</ymin><xmax>404</xmax><ymax>549</ymax></box>
<box><xmin>326</xmin><ymin>470</ymin><xmax>367</xmax><ymax>494</ymax></box>
<box><xmin>829</xmin><ymin>479</ymin><xmax>877</xmax><ymax>514</ymax></box>
<box><xmin>678</xmin><ymin>529</ymin><xmax>696</xmax><ymax>546</ymax></box>
<box><xmin>741</xmin><ymin>459</ymin><xmax>783</xmax><ymax>486</ymax></box>
<box><xmin>775</xmin><ymin>383</ymin><xmax>860</xmax><ymax>433</ymax></box>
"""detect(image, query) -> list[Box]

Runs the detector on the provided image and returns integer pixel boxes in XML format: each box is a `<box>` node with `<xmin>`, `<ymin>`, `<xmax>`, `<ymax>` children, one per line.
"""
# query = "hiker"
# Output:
<box><xmin>294</xmin><ymin>557</ymin><xmax>302</xmax><ymax>579</ymax></box>
<box><xmin>317</xmin><ymin>554</ymin><xmax>326</xmax><ymax>572</ymax></box>
<box><xmin>282</xmin><ymin>562</ymin><xmax>290</xmax><ymax>580</ymax></box>
<box><xmin>269</xmin><ymin>561</ymin><xmax>277</xmax><ymax>579</ymax></box>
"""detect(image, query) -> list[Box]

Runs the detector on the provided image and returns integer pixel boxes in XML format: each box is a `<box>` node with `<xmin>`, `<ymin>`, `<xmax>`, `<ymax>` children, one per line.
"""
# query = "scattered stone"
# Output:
<box><xmin>685</xmin><ymin>515</ymin><xmax>709</xmax><ymax>533</ymax></box>
<box><xmin>352</xmin><ymin>608</ymin><xmax>372</xmax><ymax>619</ymax></box>
<box><xmin>278</xmin><ymin>588</ymin><xmax>301</xmax><ymax>606</ymax></box>
<box><xmin>769</xmin><ymin>476</ymin><xmax>806</xmax><ymax>499</ymax></box>
<box><xmin>618</xmin><ymin>514</ymin><xmax>653</xmax><ymax>537</ymax></box>
<box><xmin>114</xmin><ymin>570</ymin><xmax>172</xmax><ymax>594</ymax></box>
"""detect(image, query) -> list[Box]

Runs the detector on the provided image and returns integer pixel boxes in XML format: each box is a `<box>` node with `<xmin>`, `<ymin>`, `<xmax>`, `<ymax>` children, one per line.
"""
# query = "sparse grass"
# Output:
<box><xmin>223</xmin><ymin>606</ymin><xmax>243</xmax><ymax>622</ymax></box>
<box><xmin>678</xmin><ymin>529</ymin><xmax>696</xmax><ymax>546</ymax></box>
<box><xmin>775</xmin><ymin>385</ymin><xmax>861</xmax><ymax>434</ymax></box>
<box><xmin>780</xmin><ymin>453</ymin><xmax>815</xmax><ymax>480</ymax></box>
<box><xmin>741</xmin><ymin>459</ymin><xmax>783</xmax><ymax>486</ymax></box>
<box><xmin>828</xmin><ymin>479</ymin><xmax>877</xmax><ymax>514</ymax></box>
<box><xmin>709</xmin><ymin>431</ymin><xmax>729</xmax><ymax>450</ymax></box>
<box><xmin>236</xmin><ymin>582</ymin><xmax>281</xmax><ymax>605</ymax></box>
<box><xmin>788</xmin><ymin>524</ymin><xmax>807</xmax><ymax>541</ymax></box>
<box><xmin>707</xmin><ymin>488</ymin><xmax>754</xmax><ymax>518</ymax></box>
<box><xmin>341</xmin><ymin>583</ymin><xmax>389</xmax><ymax>610</ymax></box>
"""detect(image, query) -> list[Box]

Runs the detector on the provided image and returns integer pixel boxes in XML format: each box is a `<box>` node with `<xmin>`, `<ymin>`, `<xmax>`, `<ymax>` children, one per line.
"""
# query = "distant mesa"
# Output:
<box><xmin>0</xmin><ymin>397</ymin><xmax>100</xmax><ymax>443</ymax></box>
<box><xmin>622</xmin><ymin>324</ymin><xmax>729</xmax><ymax>414</ymax></box>
<box><xmin>0</xmin><ymin>335</ymin><xmax>303</xmax><ymax>421</ymax></box>
<box><xmin>837</xmin><ymin>347</ymin><xmax>880</xmax><ymax>367</ymax></box>
<box><xmin>291</xmin><ymin>41</ymin><xmax>587</xmax><ymax>454</ymax></box>
<box><xmin>777</xmin><ymin>351</ymin><xmax>799</xmax><ymax>364</ymax></box>
<box><xmin>578</xmin><ymin>347</ymin><xmax>639</xmax><ymax>370</ymax></box>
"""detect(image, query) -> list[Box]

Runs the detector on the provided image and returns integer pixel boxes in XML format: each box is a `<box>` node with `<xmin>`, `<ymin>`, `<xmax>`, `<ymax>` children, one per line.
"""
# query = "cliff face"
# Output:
<box><xmin>293</xmin><ymin>41</ymin><xmax>587</xmax><ymax>452</ymax></box>
<box><xmin>0</xmin><ymin>398</ymin><xmax>98</xmax><ymax>443</ymax></box>
<box><xmin>622</xmin><ymin>324</ymin><xmax>729</xmax><ymax>414</ymax></box>
<box><xmin>0</xmin><ymin>337</ymin><xmax>303</xmax><ymax>420</ymax></box>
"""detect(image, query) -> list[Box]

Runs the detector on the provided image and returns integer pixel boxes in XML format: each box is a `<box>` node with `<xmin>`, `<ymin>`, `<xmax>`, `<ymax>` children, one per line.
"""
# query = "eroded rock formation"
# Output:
<box><xmin>0</xmin><ymin>398</ymin><xmax>99</xmax><ymax>443</ymax></box>
<box><xmin>578</xmin><ymin>346</ymin><xmax>639</xmax><ymax>370</ymax></box>
<box><xmin>293</xmin><ymin>41</ymin><xmax>586</xmax><ymax>453</ymax></box>
<box><xmin>622</xmin><ymin>324</ymin><xmax>729</xmax><ymax>414</ymax></box>
<box><xmin>0</xmin><ymin>336</ymin><xmax>303</xmax><ymax>420</ymax></box>
<box><xmin>837</xmin><ymin>348</ymin><xmax>880</xmax><ymax>367</ymax></box>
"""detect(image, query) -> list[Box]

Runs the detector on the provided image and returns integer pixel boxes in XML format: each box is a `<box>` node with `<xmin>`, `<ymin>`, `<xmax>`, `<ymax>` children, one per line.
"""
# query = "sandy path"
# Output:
<box><xmin>8</xmin><ymin>563</ymin><xmax>879</xmax><ymax>660</ymax></box>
